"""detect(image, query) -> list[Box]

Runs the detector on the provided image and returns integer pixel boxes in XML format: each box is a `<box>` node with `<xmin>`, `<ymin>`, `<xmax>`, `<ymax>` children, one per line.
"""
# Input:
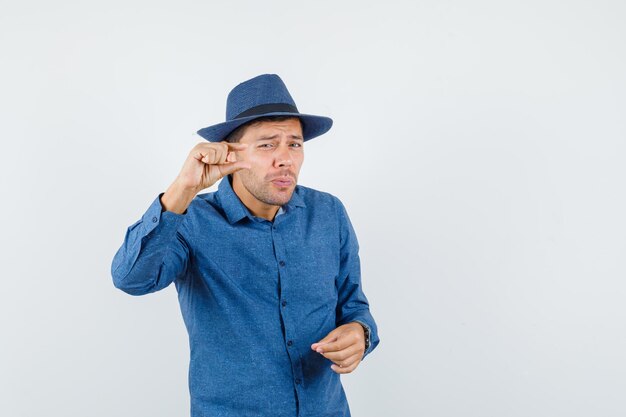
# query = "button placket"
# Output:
<box><xmin>272</xmin><ymin>221</ymin><xmax>305</xmax><ymax>392</ymax></box>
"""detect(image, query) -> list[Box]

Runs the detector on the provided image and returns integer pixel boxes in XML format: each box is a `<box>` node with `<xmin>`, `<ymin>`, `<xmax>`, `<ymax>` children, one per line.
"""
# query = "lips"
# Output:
<box><xmin>271</xmin><ymin>178</ymin><xmax>293</xmax><ymax>187</ymax></box>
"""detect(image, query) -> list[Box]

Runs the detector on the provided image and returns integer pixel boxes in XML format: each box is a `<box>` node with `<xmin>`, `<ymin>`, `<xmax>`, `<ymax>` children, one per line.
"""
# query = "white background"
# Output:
<box><xmin>1</xmin><ymin>1</ymin><xmax>625</xmax><ymax>416</ymax></box>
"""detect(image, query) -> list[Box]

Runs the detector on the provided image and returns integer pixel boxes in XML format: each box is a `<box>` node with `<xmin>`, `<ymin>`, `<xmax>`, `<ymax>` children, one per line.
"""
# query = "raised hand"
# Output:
<box><xmin>161</xmin><ymin>141</ymin><xmax>251</xmax><ymax>214</ymax></box>
<box><xmin>177</xmin><ymin>141</ymin><xmax>250</xmax><ymax>191</ymax></box>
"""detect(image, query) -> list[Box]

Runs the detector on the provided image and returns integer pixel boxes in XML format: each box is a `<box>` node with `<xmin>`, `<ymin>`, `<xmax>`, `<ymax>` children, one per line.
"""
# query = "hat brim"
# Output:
<box><xmin>196</xmin><ymin>112</ymin><xmax>333</xmax><ymax>143</ymax></box>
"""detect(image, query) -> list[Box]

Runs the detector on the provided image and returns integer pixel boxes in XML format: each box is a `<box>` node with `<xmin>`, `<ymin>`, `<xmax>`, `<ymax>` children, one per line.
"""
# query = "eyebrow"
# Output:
<box><xmin>255</xmin><ymin>134</ymin><xmax>303</xmax><ymax>141</ymax></box>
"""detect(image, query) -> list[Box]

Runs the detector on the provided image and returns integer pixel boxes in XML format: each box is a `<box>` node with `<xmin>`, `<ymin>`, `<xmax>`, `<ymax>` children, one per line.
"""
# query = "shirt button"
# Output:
<box><xmin>152</xmin><ymin>216</ymin><xmax>158</xmax><ymax>223</ymax></box>
<box><xmin>279</xmin><ymin>261</ymin><xmax>286</xmax><ymax>267</ymax></box>
<box><xmin>287</xmin><ymin>340</ymin><xmax>293</xmax><ymax>346</ymax></box>
<box><xmin>282</xmin><ymin>300</ymin><xmax>287</xmax><ymax>307</ymax></box>
<box><xmin>295</xmin><ymin>378</ymin><xmax>301</xmax><ymax>385</ymax></box>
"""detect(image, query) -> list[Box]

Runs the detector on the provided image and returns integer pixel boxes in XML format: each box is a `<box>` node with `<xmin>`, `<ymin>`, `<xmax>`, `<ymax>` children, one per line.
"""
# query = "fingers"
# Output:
<box><xmin>200</xmin><ymin>146</ymin><xmax>227</xmax><ymax>165</ymax></box>
<box><xmin>312</xmin><ymin>327</ymin><xmax>365</xmax><ymax>374</ymax></box>
<box><xmin>311</xmin><ymin>335</ymin><xmax>338</xmax><ymax>352</ymax></box>
<box><xmin>316</xmin><ymin>342</ymin><xmax>361</xmax><ymax>363</ymax></box>
<box><xmin>312</xmin><ymin>336</ymin><xmax>350</xmax><ymax>354</ymax></box>
<box><xmin>194</xmin><ymin>142</ymin><xmax>248</xmax><ymax>165</ymax></box>
<box><xmin>217</xmin><ymin>160</ymin><xmax>251</xmax><ymax>177</ymax></box>
<box><xmin>200</xmin><ymin>147</ymin><xmax>224</xmax><ymax>165</ymax></box>
<box><xmin>224</xmin><ymin>142</ymin><xmax>248</xmax><ymax>151</ymax></box>
<box><xmin>311</xmin><ymin>326</ymin><xmax>345</xmax><ymax>351</ymax></box>
<box><xmin>312</xmin><ymin>322</ymin><xmax>365</xmax><ymax>353</ymax></box>
<box><xmin>330</xmin><ymin>353</ymin><xmax>362</xmax><ymax>374</ymax></box>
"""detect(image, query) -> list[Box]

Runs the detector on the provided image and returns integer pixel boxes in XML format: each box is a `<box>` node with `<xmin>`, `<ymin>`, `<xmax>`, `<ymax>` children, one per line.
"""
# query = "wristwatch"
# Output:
<box><xmin>354</xmin><ymin>320</ymin><xmax>371</xmax><ymax>351</ymax></box>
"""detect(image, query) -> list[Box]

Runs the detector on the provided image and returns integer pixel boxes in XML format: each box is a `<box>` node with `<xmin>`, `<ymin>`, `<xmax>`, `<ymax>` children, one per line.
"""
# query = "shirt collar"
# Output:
<box><xmin>216</xmin><ymin>175</ymin><xmax>306</xmax><ymax>224</ymax></box>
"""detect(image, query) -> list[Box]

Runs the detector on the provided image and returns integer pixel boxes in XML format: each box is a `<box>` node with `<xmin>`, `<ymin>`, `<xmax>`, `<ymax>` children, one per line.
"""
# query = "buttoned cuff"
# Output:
<box><xmin>141</xmin><ymin>192</ymin><xmax>187</xmax><ymax>237</ymax></box>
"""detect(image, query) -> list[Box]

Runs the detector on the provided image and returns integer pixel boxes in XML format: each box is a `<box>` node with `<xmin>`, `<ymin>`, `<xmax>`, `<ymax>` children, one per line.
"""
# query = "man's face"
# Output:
<box><xmin>231</xmin><ymin>118</ymin><xmax>304</xmax><ymax>207</ymax></box>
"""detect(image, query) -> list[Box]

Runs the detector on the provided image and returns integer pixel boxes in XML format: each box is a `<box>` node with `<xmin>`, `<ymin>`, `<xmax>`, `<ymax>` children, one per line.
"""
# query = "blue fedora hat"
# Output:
<box><xmin>197</xmin><ymin>74</ymin><xmax>333</xmax><ymax>142</ymax></box>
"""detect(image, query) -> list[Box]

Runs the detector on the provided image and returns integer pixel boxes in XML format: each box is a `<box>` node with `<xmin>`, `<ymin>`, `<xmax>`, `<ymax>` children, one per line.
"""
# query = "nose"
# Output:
<box><xmin>274</xmin><ymin>144</ymin><xmax>292</xmax><ymax>168</ymax></box>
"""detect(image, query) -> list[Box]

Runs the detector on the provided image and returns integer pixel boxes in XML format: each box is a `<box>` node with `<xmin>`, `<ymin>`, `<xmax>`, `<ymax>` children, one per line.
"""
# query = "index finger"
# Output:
<box><xmin>220</xmin><ymin>141</ymin><xmax>248</xmax><ymax>151</ymax></box>
<box><xmin>316</xmin><ymin>337</ymin><xmax>351</xmax><ymax>353</ymax></box>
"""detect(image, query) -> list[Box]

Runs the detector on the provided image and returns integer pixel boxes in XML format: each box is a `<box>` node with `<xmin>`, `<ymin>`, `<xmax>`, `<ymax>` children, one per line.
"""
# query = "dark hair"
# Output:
<box><xmin>224</xmin><ymin>115</ymin><xmax>303</xmax><ymax>143</ymax></box>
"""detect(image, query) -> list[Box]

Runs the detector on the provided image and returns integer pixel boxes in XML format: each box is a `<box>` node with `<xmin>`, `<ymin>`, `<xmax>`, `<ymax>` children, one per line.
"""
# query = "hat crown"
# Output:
<box><xmin>226</xmin><ymin>74</ymin><xmax>298</xmax><ymax>121</ymax></box>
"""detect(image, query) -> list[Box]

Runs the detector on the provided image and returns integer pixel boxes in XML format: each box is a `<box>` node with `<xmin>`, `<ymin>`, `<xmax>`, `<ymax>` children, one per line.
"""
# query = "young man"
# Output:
<box><xmin>111</xmin><ymin>74</ymin><xmax>380</xmax><ymax>417</ymax></box>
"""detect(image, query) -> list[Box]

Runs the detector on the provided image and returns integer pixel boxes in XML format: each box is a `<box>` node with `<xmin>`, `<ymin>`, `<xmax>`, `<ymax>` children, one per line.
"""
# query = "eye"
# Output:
<box><xmin>290</xmin><ymin>143</ymin><xmax>302</xmax><ymax>148</ymax></box>
<box><xmin>258</xmin><ymin>143</ymin><xmax>273</xmax><ymax>148</ymax></box>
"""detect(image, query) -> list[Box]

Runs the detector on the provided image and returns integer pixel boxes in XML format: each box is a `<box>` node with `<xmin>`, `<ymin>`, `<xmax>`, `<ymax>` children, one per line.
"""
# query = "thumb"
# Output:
<box><xmin>311</xmin><ymin>331</ymin><xmax>339</xmax><ymax>350</ymax></box>
<box><xmin>217</xmin><ymin>160</ymin><xmax>251</xmax><ymax>177</ymax></box>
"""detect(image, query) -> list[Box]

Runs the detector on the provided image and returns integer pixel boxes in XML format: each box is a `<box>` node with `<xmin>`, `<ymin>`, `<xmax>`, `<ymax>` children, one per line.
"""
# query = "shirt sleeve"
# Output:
<box><xmin>111</xmin><ymin>192</ymin><xmax>190</xmax><ymax>296</ymax></box>
<box><xmin>334</xmin><ymin>198</ymin><xmax>380</xmax><ymax>360</ymax></box>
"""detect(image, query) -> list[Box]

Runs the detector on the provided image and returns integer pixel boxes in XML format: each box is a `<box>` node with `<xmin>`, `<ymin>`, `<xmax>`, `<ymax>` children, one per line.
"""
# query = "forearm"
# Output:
<box><xmin>160</xmin><ymin>181</ymin><xmax>199</xmax><ymax>214</ymax></box>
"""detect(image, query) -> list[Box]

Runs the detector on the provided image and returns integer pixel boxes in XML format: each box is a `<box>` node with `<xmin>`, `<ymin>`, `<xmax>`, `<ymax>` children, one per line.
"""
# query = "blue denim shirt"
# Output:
<box><xmin>111</xmin><ymin>175</ymin><xmax>380</xmax><ymax>417</ymax></box>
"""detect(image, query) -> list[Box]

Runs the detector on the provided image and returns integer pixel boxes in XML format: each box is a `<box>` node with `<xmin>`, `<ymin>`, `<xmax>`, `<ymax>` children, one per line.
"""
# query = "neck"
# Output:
<box><xmin>230</xmin><ymin>175</ymin><xmax>281</xmax><ymax>222</ymax></box>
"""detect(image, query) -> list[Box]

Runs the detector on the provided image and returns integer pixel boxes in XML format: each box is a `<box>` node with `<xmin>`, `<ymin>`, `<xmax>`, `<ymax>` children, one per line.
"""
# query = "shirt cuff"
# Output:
<box><xmin>142</xmin><ymin>192</ymin><xmax>187</xmax><ymax>236</ymax></box>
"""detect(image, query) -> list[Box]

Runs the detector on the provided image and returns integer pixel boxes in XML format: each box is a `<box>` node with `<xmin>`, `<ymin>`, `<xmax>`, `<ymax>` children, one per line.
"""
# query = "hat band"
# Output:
<box><xmin>234</xmin><ymin>103</ymin><xmax>299</xmax><ymax>119</ymax></box>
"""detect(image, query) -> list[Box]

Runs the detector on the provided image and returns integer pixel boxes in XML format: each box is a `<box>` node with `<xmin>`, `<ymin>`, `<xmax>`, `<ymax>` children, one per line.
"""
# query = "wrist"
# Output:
<box><xmin>351</xmin><ymin>321</ymin><xmax>371</xmax><ymax>352</ymax></box>
<box><xmin>161</xmin><ymin>181</ymin><xmax>198</xmax><ymax>214</ymax></box>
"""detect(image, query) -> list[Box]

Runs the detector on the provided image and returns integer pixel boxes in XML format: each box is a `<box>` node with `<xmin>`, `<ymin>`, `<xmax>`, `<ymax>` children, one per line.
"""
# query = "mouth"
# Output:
<box><xmin>270</xmin><ymin>177</ymin><xmax>294</xmax><ymax>188</ymax></box>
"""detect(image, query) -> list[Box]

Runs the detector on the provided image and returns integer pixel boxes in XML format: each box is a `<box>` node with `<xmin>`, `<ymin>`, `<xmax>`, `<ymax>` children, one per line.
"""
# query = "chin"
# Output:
<box><xmin>267</xmin><ymin>190</ymin><xmax>294</xmax><ymax>206</ymax></box>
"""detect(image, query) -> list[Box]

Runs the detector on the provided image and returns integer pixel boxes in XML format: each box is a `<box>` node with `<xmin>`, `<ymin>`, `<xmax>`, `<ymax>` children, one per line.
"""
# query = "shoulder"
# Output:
<box><xmin>193</xmin><ymin>189</ymin><xmax>218</xmax><ymax>204</ymax></box>
<box><xmin>171</xmin><ymin>189</ymin><xmax>222</xmax><ymax>229</ymax></box>
<box><xmin>186</xmin><ymin>189</ymin><xmax>219</xmax><ymax>211</ymax></box>
<box><xmin>294</xmin><ymin>184</ymin><xmax>345</xmax><ymax>212</ymax></box>
<box><xmin>297</xmin><ymin>185</ymin><xmax>358</xmax><ymax>245</ymax></box>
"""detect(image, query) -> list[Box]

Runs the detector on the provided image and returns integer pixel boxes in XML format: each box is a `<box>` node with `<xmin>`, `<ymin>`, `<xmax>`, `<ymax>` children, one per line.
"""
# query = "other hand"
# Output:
<box><xmin>311</xmin><ymin>322</ymin><xmax>366</xmax><ymax>374</ymax></box>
